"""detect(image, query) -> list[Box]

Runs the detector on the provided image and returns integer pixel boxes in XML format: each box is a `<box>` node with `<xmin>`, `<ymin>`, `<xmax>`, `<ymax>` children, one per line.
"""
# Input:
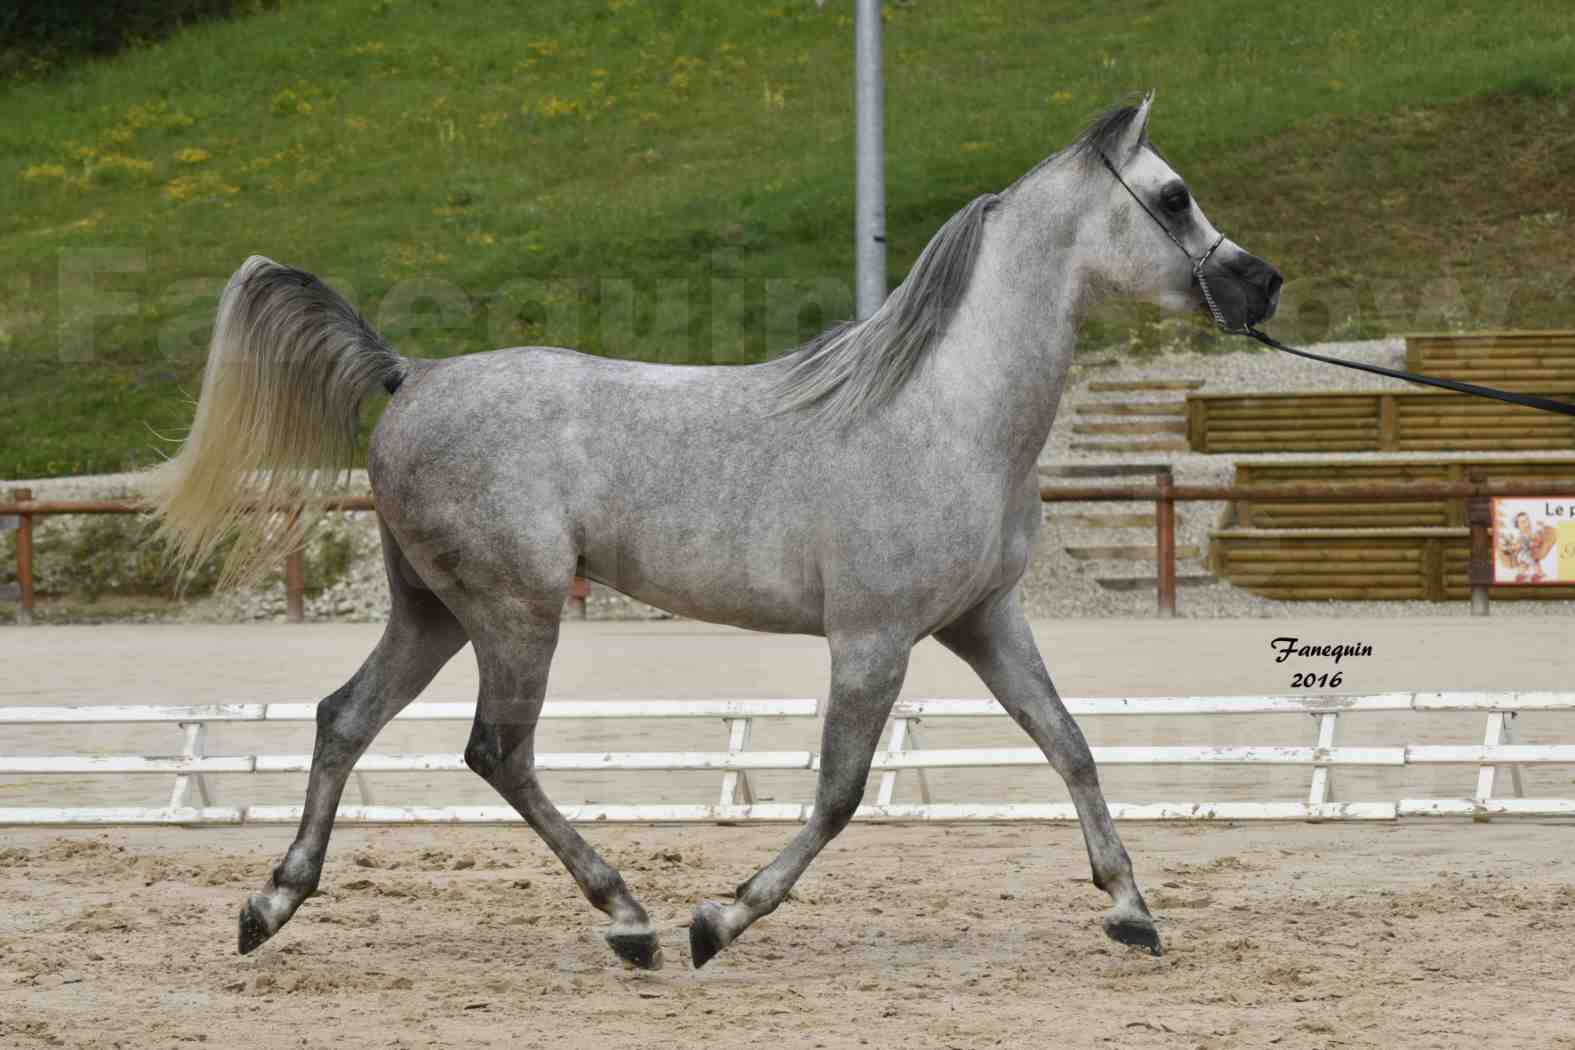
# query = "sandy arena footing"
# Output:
<box><xmin>2</xmin><ymin>618</ymin><xmax>1572</xmax><ymax>1048</ymax></box>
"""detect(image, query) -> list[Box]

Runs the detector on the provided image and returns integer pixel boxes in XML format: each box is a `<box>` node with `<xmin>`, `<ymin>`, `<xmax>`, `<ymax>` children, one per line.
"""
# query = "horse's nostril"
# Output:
<box><xmin>1261</xmin><ymin>269</ymin><xmax>1283</xmax><ymax>322</ymax></box>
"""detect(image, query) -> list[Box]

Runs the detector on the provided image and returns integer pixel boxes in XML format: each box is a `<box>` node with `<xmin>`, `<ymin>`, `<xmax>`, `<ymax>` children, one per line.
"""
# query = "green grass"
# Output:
<box><xmin>2</xmin><ymin>0</ymin><xmax>1573</xmax><ymax>478</ymax></box>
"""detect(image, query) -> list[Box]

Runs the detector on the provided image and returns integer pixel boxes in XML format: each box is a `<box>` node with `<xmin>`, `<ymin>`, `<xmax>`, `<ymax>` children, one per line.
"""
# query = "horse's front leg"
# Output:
<box><xmin>936</xmin><ymin>594</ymin><xmax>1161</xmax><ymax>955</ymax></box>
<box><xmin>689</xmin><ymin>631</ymin><xmax>909</xmax><ymax>967</ymax></box>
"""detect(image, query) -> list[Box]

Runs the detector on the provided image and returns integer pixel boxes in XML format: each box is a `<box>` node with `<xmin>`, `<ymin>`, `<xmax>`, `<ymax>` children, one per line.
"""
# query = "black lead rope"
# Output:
<box><xmin>1097</xmin><ymin>150</ymin><xmax>1575</xmax><ymax>419</ymax></box>
<box><xmin>1239</xmin><ymin>327</ymin><xmax>1575</xmax><ymax>418</ymax></box>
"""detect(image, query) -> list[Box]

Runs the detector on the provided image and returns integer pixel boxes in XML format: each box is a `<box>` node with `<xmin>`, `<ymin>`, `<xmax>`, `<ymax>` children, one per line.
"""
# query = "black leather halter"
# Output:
<box><xmin>1098</xmin><ymin>152</ymin><xmax>1575</xmax><ymax>418</ymax></box>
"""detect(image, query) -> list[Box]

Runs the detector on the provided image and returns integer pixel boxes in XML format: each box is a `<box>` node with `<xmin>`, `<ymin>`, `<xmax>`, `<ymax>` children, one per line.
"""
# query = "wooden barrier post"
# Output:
<box><xmin>718</xmin><ymin>716</ymin><xmax>755</xmax><ymax>807</ymax></box>
<box><xmin>1306</xmin><ymin>712</ymin><xmax>1339</xmax><ymax>810</ymax></box>
<box><xmin>11</xmin><ymin>488</ymin><xmax>33</xmax><ymax>626</ymax></box>
<box><xmin>167</xmin><ymin>721</ymin><xmax>211</xmax><ymax>812</ymax></box>
<box><xmin>1155</xmin><ymin>471</ymin><xmax>1177</xmax><ymax>618</ymax></box>
<box><xmin>1466</xmin><ymin>493</ymin><xmax>1492</xmax><ymax>618</ymax></box>
<box><xmin>874</xmin><ymin>716</ymin><xmax>931</xmax><ymax>807</ymax></box>
<box><xmin>284</xmin><ymin>547</ymin><xmax>306</xmax><ymax>624</ymax></box>
<box><xmin>568</xmin><ymin>576</ymin><xmax>590</xmax><ymax>620</ymax></box>
<box><xmin>1378</xmin><ymin>395</ymin><xmax>1398</xmax><ymax>451</ymax></box>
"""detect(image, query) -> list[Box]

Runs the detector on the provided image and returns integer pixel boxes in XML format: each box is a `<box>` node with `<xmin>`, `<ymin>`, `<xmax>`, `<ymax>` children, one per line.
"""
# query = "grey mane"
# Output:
<box><xmin>769</xmin><ymin>192</ymin><xmax>999</xmax><ymax>425</ymax></box>
<box><xmin>769</xmin><ymin>101</ymin><xmax>1147</xmax><ymax>427</ymax></box>
<box><xmin>1007</xmin><ymin>98</ymin><xmax>1150</xmax><ymax>191</ymax></box>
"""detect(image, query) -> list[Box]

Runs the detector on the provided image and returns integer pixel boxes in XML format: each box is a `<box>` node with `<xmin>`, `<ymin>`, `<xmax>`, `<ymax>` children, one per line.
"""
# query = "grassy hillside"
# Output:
<box><xmin>2</xmin><ymin>0</ymin><xmax>1573</xmax><ymax>478</ymax></box>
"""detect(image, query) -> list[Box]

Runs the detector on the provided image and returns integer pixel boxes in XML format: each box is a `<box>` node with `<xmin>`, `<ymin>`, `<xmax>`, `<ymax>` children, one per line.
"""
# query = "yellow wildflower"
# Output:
<box><xmin>537</xmin><ymin>95</ymin><xmax>579</xmax><ymax>119</ymax></box>
<box><xmin>174</xmin><ymin>148</ymin><xmax>210</xmax><ymax>165</ymax></box>
<box><xmin>163</xmin><ymin>173</ymin><xmax>240</xmax><ymax>203</ymax></box>
<box><xmin>271</xmin><ymin>84</ymin><xmax>320</xmax><ymax>116</ymax></box>
<box><xmin>96</xmin><ymin>153</ymin><xmax>157</xmax><ymax>183</ymax></box>
<box><xmin>20</xmin><ymin>163</ymin><xmax>66</xmax><ymax>181</ymax></box>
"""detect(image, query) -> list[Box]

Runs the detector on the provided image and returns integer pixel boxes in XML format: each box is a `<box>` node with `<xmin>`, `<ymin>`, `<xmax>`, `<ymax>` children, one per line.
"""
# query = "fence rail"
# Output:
<box><xmin>5</xmin><ymin>480</ymin><xmax>1574</xmax><ymax>622</ymax></box>
<box><xmin>2</xmin><ymin>692</ymin><xmax>1571</xmax><ymax>826</ymax></box>
<box><xmin>0</xmin><ymin>489</ymin><xmax>589</xmax><ymax>624</ymax></box>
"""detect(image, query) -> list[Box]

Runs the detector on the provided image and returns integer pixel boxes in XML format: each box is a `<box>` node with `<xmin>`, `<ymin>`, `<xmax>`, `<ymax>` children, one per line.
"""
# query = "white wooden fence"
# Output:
<box><xmin>1</xmin><ymin>692</ymin><xmax>1572</xmax><ymax>826</ymax></box>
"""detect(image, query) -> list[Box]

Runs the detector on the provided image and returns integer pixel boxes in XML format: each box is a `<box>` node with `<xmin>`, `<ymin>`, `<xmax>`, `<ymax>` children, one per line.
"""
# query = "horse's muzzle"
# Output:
<box><xmin>1199</xmin><ymin>243</ymin><xmax>1283</xmax><ymax>328</ymax></box>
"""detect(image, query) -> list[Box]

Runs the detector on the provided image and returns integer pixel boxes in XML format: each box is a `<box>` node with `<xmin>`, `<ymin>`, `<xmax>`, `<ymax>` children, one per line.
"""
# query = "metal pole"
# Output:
<box><xmin>12</xmin><ymin>488</ymin><xmax>33</xmax><ymax>626</ymax></box>
<box><xmin>853</xmin><ymin>0</ymin><xmax>886</xmax><ymax>320</ymax></box>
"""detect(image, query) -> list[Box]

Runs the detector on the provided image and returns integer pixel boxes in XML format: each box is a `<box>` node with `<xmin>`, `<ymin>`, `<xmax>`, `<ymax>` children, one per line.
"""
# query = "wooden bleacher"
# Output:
<box><xmin>1209</xmin><ymin>455</ymin><xmax>1575</xmax><ymax>601</ymax></box>
<box><xmin>1407</xmin><ymin>330</ymin><xmax>1575</xmax><ymax>389</ymax></box>
<box><xmin>1224</xmin><ymin>456</ymin><xmax>1575</xmax><ymax>528</ymax></box>
<box><xmin>1186</xmin><ymin>330</ymin><xmax>1575</xmax><ymax>453</ymax></box>
<box><xmin>1186</xmin><ymin>387</ymin><xmax>1575</xmax><ymax>453</ymax></box>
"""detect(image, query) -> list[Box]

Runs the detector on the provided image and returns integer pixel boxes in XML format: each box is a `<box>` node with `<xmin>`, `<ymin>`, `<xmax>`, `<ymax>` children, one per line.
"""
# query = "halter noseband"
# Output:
<box><xmin>1093</xmin><ymin>150</ymin><xmax>1575</xmax><ymax>418</ymax></box>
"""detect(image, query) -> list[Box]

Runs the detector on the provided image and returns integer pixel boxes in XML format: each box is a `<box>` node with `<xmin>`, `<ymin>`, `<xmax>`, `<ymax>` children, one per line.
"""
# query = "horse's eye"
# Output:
<box><xmin>1161</xmin><ymin>185</ymin><xmax>1191</xmax><ymax>214</ymax></box>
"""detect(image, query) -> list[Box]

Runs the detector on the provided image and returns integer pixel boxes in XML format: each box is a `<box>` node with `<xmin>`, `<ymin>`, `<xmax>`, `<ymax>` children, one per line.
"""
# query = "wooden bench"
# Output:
<box><xmin>1407</xmin><ymin>330</ymin><xmax>1575</xmax><ymax>390</ymax></box>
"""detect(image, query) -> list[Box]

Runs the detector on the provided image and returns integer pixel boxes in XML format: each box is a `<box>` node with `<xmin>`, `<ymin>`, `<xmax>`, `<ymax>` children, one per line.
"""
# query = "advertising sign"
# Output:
<box><xmin>1492</xmin><ymin>497</ymin><xmax>1575</xmax><ymax>584</ymax></box>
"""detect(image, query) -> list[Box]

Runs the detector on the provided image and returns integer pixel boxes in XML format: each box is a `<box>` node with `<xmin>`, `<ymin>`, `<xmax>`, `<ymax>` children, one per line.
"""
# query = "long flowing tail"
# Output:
<box><xmin>142</xmin><ymin>255</ymin><xmax>407</xmax><ymax>590</ymax></box>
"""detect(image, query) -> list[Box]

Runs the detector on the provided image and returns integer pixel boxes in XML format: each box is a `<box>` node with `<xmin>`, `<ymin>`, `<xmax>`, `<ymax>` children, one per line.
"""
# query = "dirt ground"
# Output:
<box><xmin>3</xmin><ymin>618</ymin><xmax>1574</xmax><ymax>1048</ymax></box>
<box><xmin>1</xmin><ymin>821</ymin><xmax>1573</xmax><ymax>1050</ymax></box>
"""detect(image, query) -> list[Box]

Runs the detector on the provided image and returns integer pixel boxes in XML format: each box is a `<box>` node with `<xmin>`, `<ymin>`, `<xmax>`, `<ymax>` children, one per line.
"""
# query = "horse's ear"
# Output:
<box><xmin>1114</xmin><ymin>92</ymin><xmax>1155</xmax><ymax>161</ymax></box>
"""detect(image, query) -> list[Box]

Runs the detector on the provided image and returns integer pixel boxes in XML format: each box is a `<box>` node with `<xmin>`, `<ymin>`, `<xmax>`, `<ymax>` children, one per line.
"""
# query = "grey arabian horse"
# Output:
<box><xmin>145</xmin><ymin>96</ymin><xmax>1281</xmax><ymax>970</ymax></box>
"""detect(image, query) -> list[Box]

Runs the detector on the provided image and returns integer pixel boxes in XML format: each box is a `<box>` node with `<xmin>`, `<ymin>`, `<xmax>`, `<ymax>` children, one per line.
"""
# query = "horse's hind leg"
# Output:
<box><xmin>462</xmin><ymin>608</ymin><xmax>663</xmax><ymax>970</ymax></box>
<box><xmin>689</xmin><ymin>631</ymin><xmax>909</xmax><ymax>968</ymax></box>
<box><xmin>935</xmin><ymin>594</ymin><xmax>1160</xmax><ymax>956</ymax></box>
<box><xmin>238</xmin><ymin>524</ymin><xmax>468</xmax><ymax>954</ymax></box>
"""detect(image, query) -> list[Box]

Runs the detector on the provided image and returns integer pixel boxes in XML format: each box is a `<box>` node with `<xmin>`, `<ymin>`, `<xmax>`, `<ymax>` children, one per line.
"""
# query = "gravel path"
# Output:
<box><xmin>8</xmin><ymin>338</ymin><xmax>1574</xmax><ymax>622</ymax></box>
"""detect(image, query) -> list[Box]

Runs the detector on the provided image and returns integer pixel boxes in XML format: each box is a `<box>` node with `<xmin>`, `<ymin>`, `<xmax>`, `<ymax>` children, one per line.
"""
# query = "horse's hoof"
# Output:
<box><xmin>688</xmin><ymin>901</ymin><xmax>729</xmax><ymax>969</ymax></box>
<box><xmin>605</xmin><ymin>928</ymin><xmax>665</xmax><ymax>971</ymax></box>
<box><xmin>1103</xmin><ymin>911</ymin><xmax>1163</xmax><ymax>957</ymax></box>
<box><xmin>238</xmin><ymin>896</ymin><xmax>276</xmax><ymax>955</ymax></box>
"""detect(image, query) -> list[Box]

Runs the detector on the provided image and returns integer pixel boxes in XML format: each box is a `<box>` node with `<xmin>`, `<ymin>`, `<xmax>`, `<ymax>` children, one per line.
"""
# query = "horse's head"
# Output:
<box><xmin>1052</xmin><ymin>94</ymin><xmax>1283</xmax><ymax>331</ymax></box>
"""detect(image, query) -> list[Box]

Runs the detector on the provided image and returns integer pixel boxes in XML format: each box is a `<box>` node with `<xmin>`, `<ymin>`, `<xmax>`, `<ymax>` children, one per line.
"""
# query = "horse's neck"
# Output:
<box><xmin>921</xmin><ymin>188</ymin><xmax>1086</xmax><ymax>479</ymax></box>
